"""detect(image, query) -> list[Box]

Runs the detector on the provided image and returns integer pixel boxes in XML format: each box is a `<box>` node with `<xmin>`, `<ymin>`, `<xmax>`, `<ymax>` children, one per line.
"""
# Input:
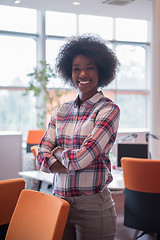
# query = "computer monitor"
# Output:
<box><xmin>117</xmin><ymin>143</ymin><xmax>148</xmax><ymax>168</ymax></box>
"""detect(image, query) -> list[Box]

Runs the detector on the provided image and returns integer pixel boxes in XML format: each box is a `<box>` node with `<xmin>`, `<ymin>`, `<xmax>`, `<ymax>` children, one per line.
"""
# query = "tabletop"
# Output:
<box><xmin>19</xmin><ymin>168</ymin><xmax>124</xmax><ymax>191</ymax></box>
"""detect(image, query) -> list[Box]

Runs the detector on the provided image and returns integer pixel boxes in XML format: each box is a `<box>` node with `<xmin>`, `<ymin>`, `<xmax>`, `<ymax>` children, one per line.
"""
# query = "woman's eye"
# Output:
<box><xmin>72</xmin><ymin>68</ymin><xmax>80</xmax><ymax>72</ymax></box>
<box><xmin>87</xmin><ymin>66</ymin><xmax>95</xmax><ymax>70</ymax></box>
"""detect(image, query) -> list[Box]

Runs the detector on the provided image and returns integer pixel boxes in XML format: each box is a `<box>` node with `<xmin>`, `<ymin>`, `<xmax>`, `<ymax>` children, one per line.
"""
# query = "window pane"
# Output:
<box><xmin>46</xmin><ymin>11</ymin><xmax>76</xmax><ymax>36</ymax></box>
<box><xmin>46</xmin><ymin>39</ymin><xmax>71</xmax><ymax>88</ymax></box>
<box><xmin>103</xmin><ymin>90</ymin><xmax>115</xmax><ymax>102</ymax></box>
<box><xmin>79</xmin><ymin>14</ymin><xmax>113</xmax><ymax>40</ymax></box>
<box><xmin>117</xmin><ymin>94</ymin><xmax>146</xmax><ymax>129</ymax></box>
<box><xmin>0</xmin><ymin>5</ymin><xmax>37</xmax><ymax>33</ymax></box>
<box><xmin>0</xmin><ymin>90</ymin><xmax>37</xmax><ymax>141</ymax></box>
<box><xmin>116</xmin><ymin>44</ymin><xmax>146</xmax><ymax>90</ymax></box>
<box><xmin>116</xmin><ymin>18</ymin><xmax>148</xmax><ymax>42</ymax></box>
<box><xmin>46</xmin><ymin>39</ymin><xmax>65</xmax><ymax>67</ymax></box>
<box><xmin>0</xmin><ymin>36</ymin><xmax>36</xmax><ymax>86</ymax></box>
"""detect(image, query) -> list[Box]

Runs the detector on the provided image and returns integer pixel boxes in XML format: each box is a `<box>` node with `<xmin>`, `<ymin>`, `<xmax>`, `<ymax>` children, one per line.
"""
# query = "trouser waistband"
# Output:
<box><xmin>55</xmin><ymin>188</ymin><xmax>112</xmax><ymax>205</ymax></box>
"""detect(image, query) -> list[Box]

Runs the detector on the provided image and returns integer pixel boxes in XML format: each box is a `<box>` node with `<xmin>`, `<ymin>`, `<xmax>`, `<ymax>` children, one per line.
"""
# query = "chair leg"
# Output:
<box><xmin>157</xmin><ymin>233</ymin><xmax>160</xmax><ymax>240</ymax></box>
<box><xmin>37</xmin><ymin>180</ymin><xmax>42</xmax><ymax>191</ymax></box>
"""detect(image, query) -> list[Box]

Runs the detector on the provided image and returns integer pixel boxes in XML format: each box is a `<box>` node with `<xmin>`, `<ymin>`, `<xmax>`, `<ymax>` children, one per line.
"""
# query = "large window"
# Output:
<box><xmin>0</xmin><ymin>5</ymin><xmax>150</xmax><ymax>141</ymax></box>
<box><xmin>0</xmin><ymin>90</ymin><xmax>37</xmax><ymax>133</ymax></box>
<box><xmin>46</xmin><ymin>11</ymin><xmax>76</xmax><ymax>36</ymax></box>
<box><xmin>0</xmin><ymin>36</ymin><xmax>36</xmax><ymax>86</ymax></box>
<box><xmin>79</xmin><ymin>14</ymin><xmax>113</xmax><ymax>40</ymax></box>
<box><xmin>116</xmin><ymin>44</ymin><xmax>147</xmax><ymax>90</ymax></box>
<box><xmin>115</xmin><ymin>18</ymin><xmax>148</xmax><ymax>42</ymax></box>
<box><xmin>114</xmin><ymin>18</ymin><xmax>149</xmax><ymax>129</ymax></box>
<box><xmin>0</xmin><ymin>5</ymin><xmax>37</xmax><ymax>33</ymax></box>
<box><xmin>0</xmin><ymin>5</ymin><xmax>37</xmax><ymax>140</ymax></box>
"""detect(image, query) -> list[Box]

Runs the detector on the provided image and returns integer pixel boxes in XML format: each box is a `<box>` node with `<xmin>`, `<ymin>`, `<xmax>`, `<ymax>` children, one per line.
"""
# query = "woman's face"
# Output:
<box><xmin>72</xmin><ymin>54</ymin><xmax>99</xmax><ymax>102</ymax></box>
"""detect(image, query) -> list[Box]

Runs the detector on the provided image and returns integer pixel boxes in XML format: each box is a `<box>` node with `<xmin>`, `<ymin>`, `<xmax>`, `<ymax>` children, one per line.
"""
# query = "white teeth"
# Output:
<box><xmin>79</xmin><ymin>80</ymin><xmax>89</xmax><ymax>85</ymax></box>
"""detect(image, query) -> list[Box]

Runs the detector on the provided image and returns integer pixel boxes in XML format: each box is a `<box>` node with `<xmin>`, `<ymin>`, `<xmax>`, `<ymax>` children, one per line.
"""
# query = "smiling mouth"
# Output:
<box><xmin>78</xmin><ymin>80</ymin><xmax>90</xmax><ymax>85</ymax></box>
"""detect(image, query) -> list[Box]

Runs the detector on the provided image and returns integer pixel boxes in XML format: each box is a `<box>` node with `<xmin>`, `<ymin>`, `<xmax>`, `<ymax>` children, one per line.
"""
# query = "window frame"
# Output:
<box><xmin>0</xmin><ymin>7</ymin><xmax>151</xmax><ymax>133</ymax></box>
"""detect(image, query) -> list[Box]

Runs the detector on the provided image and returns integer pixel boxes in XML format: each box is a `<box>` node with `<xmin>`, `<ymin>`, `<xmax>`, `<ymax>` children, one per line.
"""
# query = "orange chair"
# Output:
<box><xmin>26</xmin><ymin>129</ymin><xmax>44</xmax><ymax>152</ymax></box>
<box><xmin>30</xmin><ymin>144</ymin><xmax>43</xmax><ymax>190</ymax></box>
<box><xmin>0</xmin><ymin>178</ymin><xmax>25</xmax><ymax>239</ymax></box>
<box><xmin>5</xmin><ymin>189</ymin><xmax>70</xmax><ymax>240</ymax></box>
<box><xmin>30</xmin><ymin>145</ymin><xmax>39</xmax><ymax>170</ymax></box>
<box><xmin>121</xmin><ymin>157</ymin><xmax>160</xmax><ymax>240</ymax></box>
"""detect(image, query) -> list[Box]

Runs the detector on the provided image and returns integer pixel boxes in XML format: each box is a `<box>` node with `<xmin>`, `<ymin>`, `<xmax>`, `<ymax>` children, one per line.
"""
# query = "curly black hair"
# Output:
<box><xmin>56</xmin><ymin>34</ymin><xmax>120</xmax><ymax>88</ymax></box>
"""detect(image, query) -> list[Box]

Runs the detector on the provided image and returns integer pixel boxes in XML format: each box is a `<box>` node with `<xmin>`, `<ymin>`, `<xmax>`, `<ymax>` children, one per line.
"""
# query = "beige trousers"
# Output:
<box><xmin>59</xmin><ymin>188</ymin><xmax>117</xmax><ymax>240</ymax></box>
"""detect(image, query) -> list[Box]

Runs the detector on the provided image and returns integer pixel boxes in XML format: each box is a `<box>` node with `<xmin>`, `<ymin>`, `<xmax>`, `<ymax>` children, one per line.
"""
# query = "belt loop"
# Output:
<box><xmin>100</xmin><ymin>188</ymin><xmax>108</xmax><ymax>202</ymax></box>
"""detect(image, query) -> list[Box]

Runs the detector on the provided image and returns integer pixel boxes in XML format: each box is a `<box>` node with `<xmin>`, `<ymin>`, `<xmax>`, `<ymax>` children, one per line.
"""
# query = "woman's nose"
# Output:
<box><xmin>79</xmin><ymin>70</ymin><xmax>86</xmax><ymax>77</ymax></box>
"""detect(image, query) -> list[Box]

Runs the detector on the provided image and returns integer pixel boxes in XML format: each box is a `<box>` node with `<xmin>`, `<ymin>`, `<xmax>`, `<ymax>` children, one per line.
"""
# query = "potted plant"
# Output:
<box><xmin>25</xmin><ymin>60</ymin><xmax>56</xmax><ymax>130</ymax></box>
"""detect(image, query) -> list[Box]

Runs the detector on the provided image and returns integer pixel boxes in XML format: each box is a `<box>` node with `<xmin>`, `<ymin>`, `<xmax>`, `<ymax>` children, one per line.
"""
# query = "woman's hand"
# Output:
<box><xmin>49</xmin><ymin>161</ymin><xmax>68</xmax><ymax>173</ymax></box>
<box><xmin>50</xmin><ymin>147</ymin><xmax>68</xmax><ymax>173</ymax></box>
<box><xmin>53</xmin><ymin>147</ymin><xmax>64</xmax><ymax>161</ymax></box>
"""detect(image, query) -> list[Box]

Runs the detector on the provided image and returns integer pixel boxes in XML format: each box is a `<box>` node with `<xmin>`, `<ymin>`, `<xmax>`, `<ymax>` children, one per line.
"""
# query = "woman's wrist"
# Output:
<box><xmin>51</xmin><ymin>146</ymin><xmax>63</xmax><ymax>155</ymax></box>
<box><xmin>49</xmin><ymin>160</ymin><xmax>67</xmax><ymax>173</ymax></box>
<box><xmin>51</xmin><ymin>146</ymin><xmax>64</xmax><ymax>162</ymax></box>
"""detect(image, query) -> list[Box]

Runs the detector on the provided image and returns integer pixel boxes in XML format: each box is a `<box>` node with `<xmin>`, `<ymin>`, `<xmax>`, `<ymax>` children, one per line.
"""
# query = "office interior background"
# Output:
<box><xmin>0</xmin><ymin>0</ymin><xmax>160</xmax><ymax>159</ymax></box>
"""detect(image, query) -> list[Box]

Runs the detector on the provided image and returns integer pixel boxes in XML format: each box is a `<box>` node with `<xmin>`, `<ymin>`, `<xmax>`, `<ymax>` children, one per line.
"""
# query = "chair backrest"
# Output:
<box><xmin>26</xmin><ymin>130</ymin><xmax>44</xmax><ymax>152</ymax></box>
<box><xmin>5</xmin><ymin>189</ymin><xmax>70</xmax><ymax>240</ymax></box>
<box><xmin>121</xmin><ymin>157</ymin><xmax>160</xmax><ymax>233</ymax></box>
<box><xmin>30</xmin><ymin>145</ymin><xmax>39</xmax><ymax>170</ymax></box>
<box><xmin>0</xmin><ymin>178</ymin><xmax>25</xmax><ymax>225</ymax></box>
<box><xmin>121</xmin><ymin>157</ymin><xmax>160</xmax><ymax>193</ymax></box>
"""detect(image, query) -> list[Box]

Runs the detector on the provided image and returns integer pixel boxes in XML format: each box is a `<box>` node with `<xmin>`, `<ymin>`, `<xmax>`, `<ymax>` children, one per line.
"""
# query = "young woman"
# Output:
<box><xmin>37</xmin><ymin>34</ymin><xmax>120</xmax><ymax>240</ymax></box>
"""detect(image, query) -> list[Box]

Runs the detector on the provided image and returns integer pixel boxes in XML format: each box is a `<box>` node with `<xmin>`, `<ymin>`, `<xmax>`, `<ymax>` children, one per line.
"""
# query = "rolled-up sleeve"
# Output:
<box><xmin>37</xmin><ymin>110</ymin><xmax>58</xmax><ymax>172</ymax></box>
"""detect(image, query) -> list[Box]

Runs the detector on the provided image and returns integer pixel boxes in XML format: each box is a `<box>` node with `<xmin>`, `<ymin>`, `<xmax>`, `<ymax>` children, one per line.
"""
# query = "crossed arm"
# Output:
<box><xmin>49</xmin><ymin>147</ymin><xmax>68</xmax><ymax>173</ymax></box>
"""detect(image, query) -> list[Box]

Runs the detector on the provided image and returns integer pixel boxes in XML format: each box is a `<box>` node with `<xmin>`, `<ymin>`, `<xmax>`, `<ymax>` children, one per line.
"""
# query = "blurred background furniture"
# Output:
<box><xmin>0</xmin><ymin>131</ymin><xmax>22</xmax><ymax>180</ymax></box>
<box><xmin>19</xmin><ymin>168</ymin><xmax>124</xmax><ymax>194</ymax></box>
<box><xmin>30</xmin><ymin>144</ymin><xmax>54</xmax><ymax>192</ymax></box>
<box><xmin>24</xmin><ymin>130</ymin><xmax>44</xmax><ymax>190</ymax></box>
<box><xmin>0</xmin><ymin>178</ymin><xmax>25</xmax><ymax>240</ymax></box>
<box><xmin>26</xmin><ymin>129</ymin><xmax>44</xmax><ymax>152</ymax></box>
<box><xmin>30</xmin><ymin>145</ymin><xmax>39</xmax><ymax>170</ymax></box>
<box><xmin>111</xmin><ymin>130</ymin><xmax>149</xmax><ymax>169</ymax></box>
<box><xmin>5</xmin><ymin>189</ymin><xmax>70</xmax><ymax>240</ymax></box>
<box><xmin>121</xmin><ymin>157</ymin><xmax>160</xmax><ymax>240</ymax></box>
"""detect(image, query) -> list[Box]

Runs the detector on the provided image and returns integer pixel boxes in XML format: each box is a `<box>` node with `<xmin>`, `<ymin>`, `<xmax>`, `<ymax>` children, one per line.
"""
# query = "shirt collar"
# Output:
<box><xmin>74</xmin><ymin>91</ymin><xmax>104</xmax><ymax>108</ymax></box>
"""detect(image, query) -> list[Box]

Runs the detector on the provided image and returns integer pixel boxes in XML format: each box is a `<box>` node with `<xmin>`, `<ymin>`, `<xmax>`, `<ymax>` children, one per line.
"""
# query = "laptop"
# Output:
<box><xmin>117</xmin><ymin>143</ymin><xmax>149</xmax><ymax>168</ymax></box>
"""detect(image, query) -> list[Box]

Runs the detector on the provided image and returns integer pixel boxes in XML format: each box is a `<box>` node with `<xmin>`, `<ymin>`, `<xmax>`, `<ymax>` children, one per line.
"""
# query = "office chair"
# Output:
<box><xmin>121</xmin><ymin>157</ymin><xmax>160</xmax><ymax>240</ymax></box>
<box><xmin>0</xmin><ymin>178</ymin><xmax>25</xmax><ymax>240</ymax></box>
<box><xmin>26</xmin><ymin>129</ymin><xmax>44</xmax><ymax>152</ymax></box>
<box><xmin>30</xmin><ymin>144</ymin><xmax>49</xmax><ymax>191</ymax></box>
<box><xmin>30</xmin><ymin>144</ymin><xmax>39</xmax><ymax>170</ymax></box>
<box><xmin>5</xmin><ymin>189</ymin><xmax>70</xmax><ymax>240</ymax></box>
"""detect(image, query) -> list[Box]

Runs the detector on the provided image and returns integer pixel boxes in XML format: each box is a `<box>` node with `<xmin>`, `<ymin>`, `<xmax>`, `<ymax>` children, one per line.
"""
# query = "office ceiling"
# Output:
<box><xmin>0</xmin><ymin>0</ymin><xmax>153</xmax><ymax>20</ymax></box>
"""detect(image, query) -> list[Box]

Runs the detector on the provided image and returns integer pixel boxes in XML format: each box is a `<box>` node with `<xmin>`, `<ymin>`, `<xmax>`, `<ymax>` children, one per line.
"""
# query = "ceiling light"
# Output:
<box><xmin>73</xmin><ymin>1</ymin><xmax>80</xmax><ymax>5</ymax></box>
<box><xmin>14</xmin><ymin>0</ymin><xmax>21</xmax><ymax>4</ymax></box>
<box><xmin>100</xmin><ymin>0</ymin><xmax>135</xmax><ymax>5</ymax></box>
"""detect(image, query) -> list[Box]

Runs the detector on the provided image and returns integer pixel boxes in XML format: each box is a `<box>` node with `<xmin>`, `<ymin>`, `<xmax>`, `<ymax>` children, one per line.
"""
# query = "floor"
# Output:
<box><xmin>23</xmin><ymin>152</ymin><xmax>158</xmax><ymax>240</ymax></box>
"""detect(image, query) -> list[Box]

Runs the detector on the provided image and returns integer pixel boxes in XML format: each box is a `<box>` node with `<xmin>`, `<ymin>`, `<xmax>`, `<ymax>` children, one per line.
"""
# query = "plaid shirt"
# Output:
<box><xmin>37</xmin><ymin>91</ymin><xmax>120</xmax><ymax>197</ymax></box>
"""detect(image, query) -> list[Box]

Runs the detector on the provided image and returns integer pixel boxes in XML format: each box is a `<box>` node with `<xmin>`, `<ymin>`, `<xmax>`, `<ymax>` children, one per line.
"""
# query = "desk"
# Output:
<box><xmin>18</xmin><ymin>171</ymin><xmax>54</xmax><ymax>194</ymax></box>
<box><xmin>19</xmin><ymin>169</ymin><xmax>124</xmax><ymax>193</ymax></box>
<box><xmin>109</xmin><ymin>169</ymin><xmax>124</xmax><ymax>190</ymax></box>
<box><xmin>19</xmin><ymin>171</ymin><xmax>54</xmax><ymax>184</ymax></box>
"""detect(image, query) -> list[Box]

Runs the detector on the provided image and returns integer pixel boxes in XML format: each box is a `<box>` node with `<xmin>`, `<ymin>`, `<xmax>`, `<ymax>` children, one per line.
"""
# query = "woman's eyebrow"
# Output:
<box><xmin>86</xmin><ymin>62</ymin><xmax>96</xmax><ymax>66</ymax></box>
<box><xmin>72</xmin><ymin>63</ymin><xmax>79</xmax><ymax>66</ymax></box>
<box><xmin>72</xmin><ymin>62</ymin><xmax>96</xmax><ymax>66</ymax></box>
